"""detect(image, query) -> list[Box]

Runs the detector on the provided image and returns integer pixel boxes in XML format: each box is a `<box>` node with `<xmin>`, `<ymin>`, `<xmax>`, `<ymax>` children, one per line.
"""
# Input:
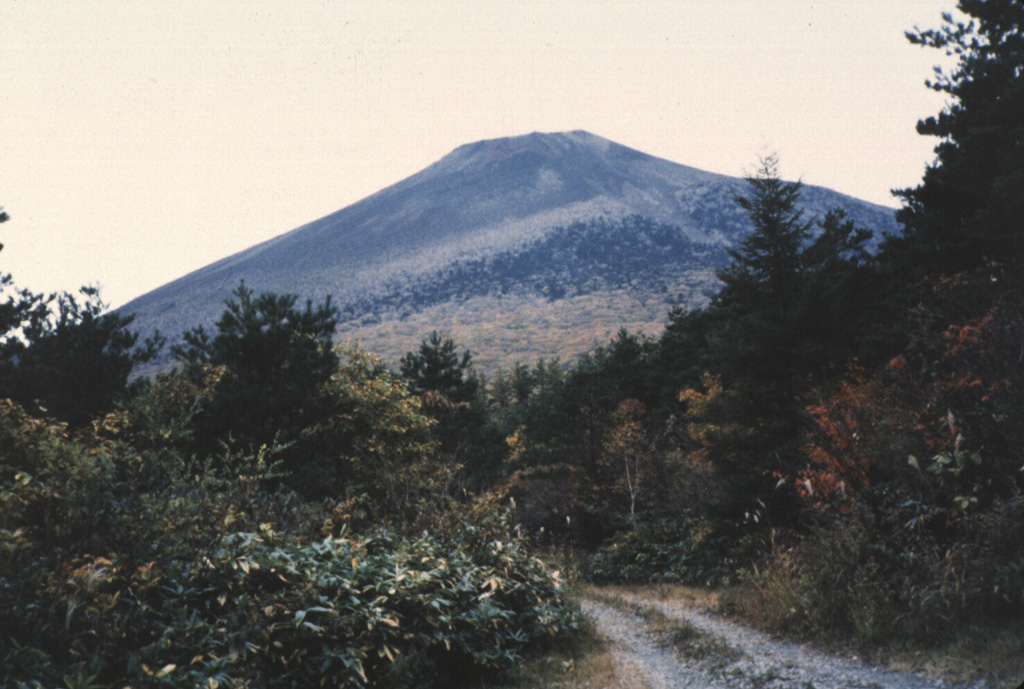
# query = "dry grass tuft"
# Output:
<box><xmin>585</xmin><ymin>583</ymin><xmax>722</xmax><ymax>613</ymax></box>
<box><xmin>880</xmin><ymin>619</ymin><xmax>1024</xmax><ymax>688</ymax></box>
<box><xmin>475</xmin><ymin>618</ymin><xmax>643</xmax><ymax>689</ymax></box>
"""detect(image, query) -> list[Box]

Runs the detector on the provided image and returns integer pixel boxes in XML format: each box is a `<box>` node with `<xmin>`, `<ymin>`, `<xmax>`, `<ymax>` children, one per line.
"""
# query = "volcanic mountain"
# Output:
<box><xmin>119</xmin><ymin>130</ymin><xmax>900</xmax><ymax>372</ymax></box>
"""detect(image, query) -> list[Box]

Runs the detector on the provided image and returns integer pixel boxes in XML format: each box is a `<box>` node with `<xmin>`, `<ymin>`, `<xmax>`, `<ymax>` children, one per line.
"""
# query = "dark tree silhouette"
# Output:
<box><xmin>890</xmin><ymin>0</ymin><xmax>1024</xmax><ymax>274</ymax></box>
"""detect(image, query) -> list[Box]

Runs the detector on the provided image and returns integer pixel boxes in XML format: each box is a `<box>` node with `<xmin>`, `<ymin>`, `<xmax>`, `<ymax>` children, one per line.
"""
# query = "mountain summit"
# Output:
<box><xmin>119</xmin><ymin>131</ymin><xmax>899</xmax><ymax>371</ymax></box>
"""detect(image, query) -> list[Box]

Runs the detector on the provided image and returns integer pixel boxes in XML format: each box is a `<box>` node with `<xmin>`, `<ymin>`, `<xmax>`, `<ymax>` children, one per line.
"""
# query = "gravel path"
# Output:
<box><xmin>581</xmin><ymin>591</ymin><xmax>963</xmax><ymax>689</ymax></box>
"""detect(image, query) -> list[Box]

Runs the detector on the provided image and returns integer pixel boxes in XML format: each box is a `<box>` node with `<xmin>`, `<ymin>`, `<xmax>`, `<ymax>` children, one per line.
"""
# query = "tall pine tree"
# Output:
<box><xmin>890</xmin><ymin>0</ymin><xmax>1024</xmax><ymax>275</ymax></box>
<box><xmin>711</xmin><ymin>154</ymin><xmax>814</xmax><ymax>406</ymax></box>
<box><xmin>171</xmin><ymin>281</ymin><xmax>339</xmax><ymax>475</ymax></box>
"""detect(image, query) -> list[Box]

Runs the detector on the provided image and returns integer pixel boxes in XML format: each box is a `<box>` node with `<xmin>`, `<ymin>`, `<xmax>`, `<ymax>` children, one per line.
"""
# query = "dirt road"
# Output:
<box><xmin>581</xmin><ymin>590</ymin><xmax>963</xmax><ymax>689</ymax></box>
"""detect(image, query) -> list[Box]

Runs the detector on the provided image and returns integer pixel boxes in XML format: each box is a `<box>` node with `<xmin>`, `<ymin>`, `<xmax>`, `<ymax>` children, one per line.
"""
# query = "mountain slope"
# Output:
<box><xmin>118</xmin><ymin>131</ymin><xmax>899</xmax><ymax>372</ymax></box>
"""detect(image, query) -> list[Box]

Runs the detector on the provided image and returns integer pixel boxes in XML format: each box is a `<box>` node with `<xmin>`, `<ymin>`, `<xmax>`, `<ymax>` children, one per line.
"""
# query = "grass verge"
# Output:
<box><xmin>876</xmin><ymin>619</ymin><xmax>1024</xmax><ymax>688</ymax></box>
<box><xmin>719</xmin><ymin>578</ymin><xmax>1024</xmax><ymax>688</ymax></box>
<box><xmin>472</xmin><ymin>613</ymin><xmax>644</xmax><ymax>689</ymax></box>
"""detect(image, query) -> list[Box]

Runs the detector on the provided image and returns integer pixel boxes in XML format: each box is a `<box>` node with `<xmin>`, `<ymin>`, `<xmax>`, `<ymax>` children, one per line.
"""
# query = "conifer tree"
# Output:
<box><xmin>1</xmin><ymin>287</ymin><xmax>162</xmax><ymax>427</ymax></box>
<box><xmin>891</xmin><ymin>0</ymin><xmax>1024</xmax><ymax>274</ymax></box>
<box><xmin>678</xmin><ymin>158</ymin><xmax>875</xmax><ymax>525</ymax></box>
<box><xmin>0</xmin><ymin>207</ymin><xmax>162</xmax><ymax>426</ymax></box>
<box><xmin>171</xmin><ymin>281</ymin><xmax>338</xmax><ymax>471</ymax></box>
<box><xmin>0</xmin><ymin>206</ymin><xmax>50</xmax><ymax>347</ymax></box>
<box><xmin>711</xmin><ymin>154</ymin><xmax>814</xmax><ymax>407</ymax></box>
<box><xmin>723</xmin><ymin>154</ymin><xmax>815</xmax><ymax>324</ymax></box>
<box><xmin>399</xmin><ymin>330</ymin><xmax>478</xmax><ymax>404</ymax></box>
<box><xmin>510</xmin><ymin>361</ymin><xmax>535</xmax><ymax>404</ymax></box>
<box><xmin>399</xmin><ymin>331</ymin><xmax>489</xmax><ymax>472</ymax></box>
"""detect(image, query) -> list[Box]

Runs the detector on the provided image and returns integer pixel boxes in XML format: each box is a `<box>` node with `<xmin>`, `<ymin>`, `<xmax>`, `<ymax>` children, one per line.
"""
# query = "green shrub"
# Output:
<box><xmin>1</xmin><ymin>394</ymin><xmax>580</xmax><ymax>688</ymax></box>
<box><xmin>3</xmin><ymin>528</ymin><xmax>580</xmax><ymax>688</ymax></box>
<box><xmin>582</xmin><ymin>515</ymin><xmax>756</xmax><ymax>586</ymax></box>
<box><xmin>724</xmin><ymin>495</ymin><xmax>1024</xmax><ymax>647</ymax></box>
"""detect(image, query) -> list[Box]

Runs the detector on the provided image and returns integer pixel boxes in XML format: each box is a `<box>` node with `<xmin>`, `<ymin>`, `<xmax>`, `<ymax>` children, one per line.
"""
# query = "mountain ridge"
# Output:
<box><xmin>118</xmin><ymin>130</ymin><xmax>900</xmax><ymax>372</ymax></box>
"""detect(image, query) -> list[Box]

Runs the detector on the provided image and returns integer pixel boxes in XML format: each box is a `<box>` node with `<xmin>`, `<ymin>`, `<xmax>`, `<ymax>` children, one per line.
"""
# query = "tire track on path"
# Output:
<box><xmin>581</xmin><ymin>591</ymin><xmax>956</xmax><ymax>689</ymax></box>
<box><xmin>579</xmin><ymin>598</ymin><xmax>722</xmax><ymax>689</ymax></box>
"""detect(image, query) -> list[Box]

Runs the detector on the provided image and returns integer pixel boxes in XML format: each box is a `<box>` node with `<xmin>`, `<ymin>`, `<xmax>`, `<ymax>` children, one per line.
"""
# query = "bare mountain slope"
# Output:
<box><xmin>118</xmin><ymin>130</ymin><xmax>899</xmax><ymax>372</ymax></box>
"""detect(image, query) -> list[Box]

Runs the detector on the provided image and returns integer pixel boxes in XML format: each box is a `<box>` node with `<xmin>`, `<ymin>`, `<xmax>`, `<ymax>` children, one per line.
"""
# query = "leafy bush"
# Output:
<box><xmin>582</xmin><ymin>516</ymin><xmax>756</xmax><ymax>587</ymax></box>
<box><xmin>1</xmin><ymin>393</ymin><xmax>579</xmax><ymax>688</ymax></box>
<box><xmin>3</xmin><ymin>527</ymin><xmax>580</xmax><ymax>688</ymax></box>
<box><xmin>724</xmin><ymin>495</ymin><xmax>1024</xmax><ymax>647</ymax></box>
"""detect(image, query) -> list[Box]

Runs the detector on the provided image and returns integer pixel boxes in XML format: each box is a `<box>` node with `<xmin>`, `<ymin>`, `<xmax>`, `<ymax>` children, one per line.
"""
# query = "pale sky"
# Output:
<box><xmin>2</xmin><ymin>0</ymin><xmax>957</xmax><ymax>309</ymax></box>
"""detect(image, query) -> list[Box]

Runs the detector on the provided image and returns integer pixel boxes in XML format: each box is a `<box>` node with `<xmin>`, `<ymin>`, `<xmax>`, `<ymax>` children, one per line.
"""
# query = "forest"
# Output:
<box><xmin>337</xmin><ymin>215</ymin><xmax>731</xmax><ymax>321</ymax></box>
<box><xmin>2</xmin><ymin>2</ymin><xmax>1023</xmax><ymax>687</ymax></box>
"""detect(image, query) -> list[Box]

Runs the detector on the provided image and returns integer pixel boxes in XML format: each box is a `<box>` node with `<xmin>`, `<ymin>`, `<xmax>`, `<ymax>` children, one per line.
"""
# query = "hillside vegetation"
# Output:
<box><xmin>3</xmin><ymin>2</ymin><xmax>1023</xmax><ymax>686</ymax></box>
<box><xmin>338</xmin><ymin>216</ymin><xmax>725</xmax><ymax>370</ymax></box>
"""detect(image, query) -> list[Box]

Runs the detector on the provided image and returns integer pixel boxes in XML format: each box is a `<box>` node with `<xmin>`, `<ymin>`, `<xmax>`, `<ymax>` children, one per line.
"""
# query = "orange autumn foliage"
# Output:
<box><xmin>799</xmin><ymin>306</ymin><xmax>1023</xmax><ymax>510</ymax></box>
